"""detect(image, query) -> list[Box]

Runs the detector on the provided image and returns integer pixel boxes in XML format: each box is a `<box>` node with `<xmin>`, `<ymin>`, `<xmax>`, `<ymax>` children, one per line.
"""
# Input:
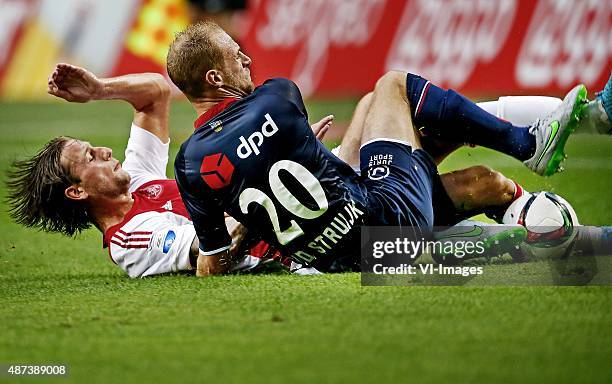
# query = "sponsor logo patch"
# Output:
<box><xmin>367</xmin><ymin>154</ymin><xmax>393</xmax><ymax>180</ymax></box>
<box><xmin>163</xmin><ymin>230</ymin><xmax>176</xmax><ymax>254</ymax></box>
<box><xmin>200</xmin><ymin>153</ymin><xmax>235</xmax><ymax>190</ymax></box>
<box><xmin>237</xmin><ymin>113</ymin><xmax>279</xmax><ymax>159</ymax></box>
<box><xmin>368</xmin><ymin>165</ymin><xmax>390</xmax><ymax>180</ymax></box>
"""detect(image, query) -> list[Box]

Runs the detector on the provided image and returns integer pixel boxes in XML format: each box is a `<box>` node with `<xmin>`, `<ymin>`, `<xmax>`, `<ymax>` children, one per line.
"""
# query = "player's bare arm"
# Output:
<box><xmin>188</xmin><ymin>223</ymin><xmax>247</xmax><ymax>273</ymax></box>
<box><xmin>48</xmin><ymin>63</ymin><xmax>171</xmax><ymax>143</ymax></box>
<box><xmin>196</xmin><ymin>251</ymin><xmax>232</xmax><ymax>276</ymax></box>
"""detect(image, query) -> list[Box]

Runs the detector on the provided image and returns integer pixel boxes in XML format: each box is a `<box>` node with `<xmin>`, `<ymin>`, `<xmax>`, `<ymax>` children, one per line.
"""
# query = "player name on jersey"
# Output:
<box><xmin>292</xmin><ymin>200</ymin><xmax>365</xmax><ymax>264</ymax></box>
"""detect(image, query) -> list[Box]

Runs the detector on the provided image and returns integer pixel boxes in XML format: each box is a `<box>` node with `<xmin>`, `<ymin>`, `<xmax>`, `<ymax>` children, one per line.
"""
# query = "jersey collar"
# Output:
<box><xmin>193</xmin><ymin>98</ymin><xmax>239</xmax><ymax>129</ymax></box>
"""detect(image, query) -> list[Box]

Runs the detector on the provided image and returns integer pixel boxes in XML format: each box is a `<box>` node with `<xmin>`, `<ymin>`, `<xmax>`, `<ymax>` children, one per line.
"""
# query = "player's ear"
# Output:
<box><xmin>65</xmin><ymin>185</ymin><xmax>88</xmax><ymax>201</ymax></box>
<box><xmin>205</xmin><ymin>70</ymin><xmax>223</xmax><ymax>87</ymax></box>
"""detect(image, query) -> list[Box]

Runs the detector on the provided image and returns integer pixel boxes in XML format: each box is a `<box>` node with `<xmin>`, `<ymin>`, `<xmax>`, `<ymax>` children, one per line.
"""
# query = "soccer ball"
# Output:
<box><xmin>503</xmin><ymin>192</ymin><xmax>579</xmax><ymax>258</ymax></box>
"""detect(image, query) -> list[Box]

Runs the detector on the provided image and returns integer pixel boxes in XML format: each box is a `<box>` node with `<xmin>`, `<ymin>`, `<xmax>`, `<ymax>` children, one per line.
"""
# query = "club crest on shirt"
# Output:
<box><xmin>142</xmin><ymin>184</ymin><xmax>163</xmax><ymax>198</ymax></box>
<box><xmin>209</xmin><ymin>120</ymin><xmax>223</xmax><ymax>132</ymax></box>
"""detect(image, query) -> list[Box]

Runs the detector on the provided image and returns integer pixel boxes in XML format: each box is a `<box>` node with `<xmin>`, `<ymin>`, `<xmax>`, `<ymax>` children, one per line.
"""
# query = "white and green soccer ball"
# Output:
<box><xmin>503</xmin><ymin>191</ymin><xmax>579</xmax><ymax>258</ymax></box>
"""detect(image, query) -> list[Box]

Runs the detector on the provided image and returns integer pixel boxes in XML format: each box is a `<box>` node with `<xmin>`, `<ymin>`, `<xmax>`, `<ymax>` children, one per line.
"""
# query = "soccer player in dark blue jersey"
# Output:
<box><xmin>167</xmin><ymin>21</ymin><xmax>586</xmax><ymax>276</ymax></box>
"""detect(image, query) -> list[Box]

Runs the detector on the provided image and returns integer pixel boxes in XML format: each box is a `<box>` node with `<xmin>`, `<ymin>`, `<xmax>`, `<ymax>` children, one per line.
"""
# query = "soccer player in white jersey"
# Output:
<box><xmin>5</xmin><ymin>63</ymin><xmax>334</xmax><ymax>277</ymax></box>
<box><xmin>31</xmin><ymin>64</ymin><xmax>200</xmax><ymax>277</ymax></box>
<box><xmin>6</xmin><ymin>63</ymin><xmax>609</xmax><ymax>277</ymax></box>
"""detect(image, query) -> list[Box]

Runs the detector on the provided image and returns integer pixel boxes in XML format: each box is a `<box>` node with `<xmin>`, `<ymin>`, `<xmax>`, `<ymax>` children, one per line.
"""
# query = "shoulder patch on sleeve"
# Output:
<box><xmin>151</xmin><ymin>229</ymin><xmax>176</xmax><ymax>254</ymax></box>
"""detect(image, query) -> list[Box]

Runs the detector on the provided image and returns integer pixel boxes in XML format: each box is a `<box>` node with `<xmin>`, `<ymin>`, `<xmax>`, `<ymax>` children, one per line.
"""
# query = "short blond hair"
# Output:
<box><xmin>167</xmin><ymin>21</ymin><xmax>225</xmax><ymax>99</ymax></box>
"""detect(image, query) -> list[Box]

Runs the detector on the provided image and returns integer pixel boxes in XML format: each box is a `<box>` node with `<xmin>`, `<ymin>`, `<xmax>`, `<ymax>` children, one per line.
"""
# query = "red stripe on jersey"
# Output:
<box><xmin>112</xmin><ymin>236</ymin><xmax>150</xmax><ymax>243</ymax></box>
<box><xmin>113</xmin><ymin>232</ymin><xmax>127</xmax><ymax>242</ymax></box>
<box><xmin>415</xmin><ymin>81</ymin><xmax>431</xmax><ymax>117</ymax></box>
<box><xmin>117</xmin><ymin>230</ymin><xmax>152</xmax><ymax>236</ymax></box>
<box><xmin>193</xmin><ymin>98</ymin><xmax>239</xmax><ymax>129</ymax></box>
<box><xmin>102</xmin><ymin>179</ymin><xmax>190</xmax><ymax>249</ymax></box>
<box><xmin>110</xmin><ymin>240</ymin><xmax>149</xmax><ymax>249</ymax></box>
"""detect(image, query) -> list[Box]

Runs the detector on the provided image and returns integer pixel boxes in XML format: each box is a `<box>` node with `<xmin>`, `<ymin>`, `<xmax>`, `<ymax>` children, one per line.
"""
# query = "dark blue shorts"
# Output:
<box><xmin>359</xmin><ymin>139</ymin><xmax>443</xmax><ymax>230</ymax></box>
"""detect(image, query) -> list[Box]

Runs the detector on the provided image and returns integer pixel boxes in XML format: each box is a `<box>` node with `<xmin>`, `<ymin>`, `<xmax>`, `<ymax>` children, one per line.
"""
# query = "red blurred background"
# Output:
<box><xmin>1</xmin><ymin>0</ymin><xmax>609</xmax><ymax>100</ymax></box>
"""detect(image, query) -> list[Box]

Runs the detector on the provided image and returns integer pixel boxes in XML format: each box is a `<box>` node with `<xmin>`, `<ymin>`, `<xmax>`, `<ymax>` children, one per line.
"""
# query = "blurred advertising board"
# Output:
<box><xmin>0</xmin><ymin>0</ymin><xmax>188</xmax><ymax>99</ymax></box>
<box><xmin>1</xmin><ymin>0</ymin><xmax>610</xmax><ymax>100</ymax></box>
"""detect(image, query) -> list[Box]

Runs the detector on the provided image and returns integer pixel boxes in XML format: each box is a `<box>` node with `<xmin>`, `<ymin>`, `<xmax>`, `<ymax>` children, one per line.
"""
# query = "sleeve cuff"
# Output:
<box><xmin>198</xmin><ymin>245</ymin><xmax>231</xmax><ymax>256</ymax></box>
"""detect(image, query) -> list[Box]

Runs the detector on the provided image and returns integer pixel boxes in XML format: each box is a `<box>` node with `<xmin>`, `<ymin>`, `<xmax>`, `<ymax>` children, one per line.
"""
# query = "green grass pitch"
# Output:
<box><xmin>0</xmin><ymin>100</ymin><xmax>611</xmax><ymax>383</ymax></box>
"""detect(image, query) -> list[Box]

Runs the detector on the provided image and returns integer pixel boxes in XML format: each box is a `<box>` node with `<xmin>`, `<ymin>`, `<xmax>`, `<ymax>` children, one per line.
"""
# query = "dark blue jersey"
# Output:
<box><xmin>175</xmin><ymin>78</ymin><xmax>367</xmax><ymax>270</ymax></box>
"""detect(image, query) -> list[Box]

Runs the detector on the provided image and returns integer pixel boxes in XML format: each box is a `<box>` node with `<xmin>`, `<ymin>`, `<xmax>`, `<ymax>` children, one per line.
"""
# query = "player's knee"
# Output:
<box><xmin>469</xmin><ymin>165</ymin><xmax>494</xmax><ymax>181</ymax></box>
<box><xmin>374</xmin><ymin>71</ymin><xmax>406</xmax><ymax>94</ymax></box>
<box><xmin>471</xmin><ymin>166</ymin><xmax>509</xmax><ymax>195</ymax></box>
<box><xmin>358</xmin><ymin>92</ymin><xmax>373</xmax><ymax>107</ymax></box>
<box><xmin>444</xmin><ymin>89</ymin><xmax>465</xmax><ymax>116</ymax></box>
<box><xmin>485</xmin><ymin>168</ymin><xmax>507</xmax><ymax>191</ymax></box>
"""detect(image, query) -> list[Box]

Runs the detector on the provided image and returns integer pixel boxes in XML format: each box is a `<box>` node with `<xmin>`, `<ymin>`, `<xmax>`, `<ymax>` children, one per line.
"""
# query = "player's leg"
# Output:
<box><xmin>430</xmin><ymin>166</ymin><xmax>528</xmax><ymax>264</ymax></box>
<box><xmin>405</xmin><ymin>73</ymin><xmax>533</xmax><ymax>159</ymax></box>
<box><xmin>337</xmin><ymin>91</ymin><xmax>452</xmax><ymax>165</ymax></box>
<box><xmin>338</xmin><ymin>78</ymin><xmax>523</xmax><ymax>225</ymax></box>
<box><xmin>417</xmin><ymin>96</ymin><xmax>563</xmax><ymax>165</ymax></box>
<box><xmin>337</xmin><ymin>92</ymin><xmax>373</xmax><ymax>167</ymax></box>
<box><xmin>419</xmin><ymin>96</ymin><xmax>563</xmax><ymax>165</ymax></box>
<box><xmin>358</xmin><ymin>71</ymin><xmax>435</xmax><ymax>230</ymax></box>
<box><xmin>404</xmin><ymin>73</ymin><xmax>586</xmax><ymax>176</ymax></box>
<box><xmin>478</xmin><ymin>91</ymin><xmax>611</xmax><ymax>135</ymax></box>
<box><xmin>418</xmin><ymin>91</ymin><xmax>608</xmax><ymax>164</ymax></box>
<box><xmin>426</xmin><ymin>90</ymin><xmax>609</xmax><ymax>165</ymax></box>
<box><xmin>431</xmin><ymin>165</ymin><xmax>525</xmax><ymax>226</ymax></box>
<box><xmin>344</xmin><ymin>79</ymin><xmax>529</xmax><ymax>260</ymax></box>
<box><xmin>409</xmin><ymin>95</ymin><xmax>563</xmax><ymax>165</ymax></box>
<box><xmin>351</xmin><ymin>74</ymin><xmax>522</xmax><ymax>230</ymax></box>
<box><xmin>440</xmin><ymin>166</ymin><xmax>518</xmax><ymax>214</ymax></box>
<box><xmin>361</xmin><ymin>71</ymin><xmax>421</xmax><ymax>147</ymax></box>
<box><xmin>572</xmin><ymin>226</ymin><xmax>612</xmax><ymax>256</ymax></box>
<box><xmin>579</xmin><ymin>74</ymin><xmax>612</xmax><ymax>135</ymax></box>
<box><xmin>477</xmin><ymin>96</ymin><xmax>562</xmax><ymax>127</ymax></box>
<box><xmin>338</xmin><ymin>90</ymin><xmax>461</xmax><ymax>166</ymax></box>
<box><xmin>341</xmin><ymin>91</ymin><xmax>586</xmax><ymax>167</ymax></box>
<box><xmin>357</xmin><ymin>71</ymin><xmax>585</xmax><ymax>176</ymax></box>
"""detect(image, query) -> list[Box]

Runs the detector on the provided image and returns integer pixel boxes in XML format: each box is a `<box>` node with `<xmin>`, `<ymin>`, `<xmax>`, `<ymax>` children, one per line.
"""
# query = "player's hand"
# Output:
<box><xmin>47</xmin><ymin>63</ymin><xmax>104</xmax><ymax>103</ymax></box>
<box><xmin>311</xmin><ymin>115</ymin><xmax>334</xmax><ymax>140</ymax></box>
<box><xmin>196</xmin><ymin>252</ymin><xmax>229</xmax><ymax>276</ymax></box>
<box><xmin>229</xmin><ymin>223</ymin><xmax>248</xmax><ymax>258</ymax></box>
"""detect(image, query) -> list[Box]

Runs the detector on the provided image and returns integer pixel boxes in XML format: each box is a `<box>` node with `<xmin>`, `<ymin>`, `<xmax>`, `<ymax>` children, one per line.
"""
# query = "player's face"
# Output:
<box><xmin>216</xmin><ymin>31</ymin><xmax>254</xmax><ymax>95</ymax></box>
<box><xmin>61</xmin><ymin>139</ymin><xmax>130</xmax><ymax>200</ymax></box>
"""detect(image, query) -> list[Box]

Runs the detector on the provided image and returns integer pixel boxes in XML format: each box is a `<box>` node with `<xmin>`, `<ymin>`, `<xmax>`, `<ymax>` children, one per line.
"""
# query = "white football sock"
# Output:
<box><xmin>477</xmin><ymin>96</ymin><xmax>562</xmax><ymax>126</ymax></box>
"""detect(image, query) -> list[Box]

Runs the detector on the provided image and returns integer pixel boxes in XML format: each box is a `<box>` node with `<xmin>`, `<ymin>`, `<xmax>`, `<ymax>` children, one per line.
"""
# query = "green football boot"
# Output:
<box><xmin>523</xmin><ymin>84</ymin><xmax>587</xmax><ymax>176</ymax></box>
